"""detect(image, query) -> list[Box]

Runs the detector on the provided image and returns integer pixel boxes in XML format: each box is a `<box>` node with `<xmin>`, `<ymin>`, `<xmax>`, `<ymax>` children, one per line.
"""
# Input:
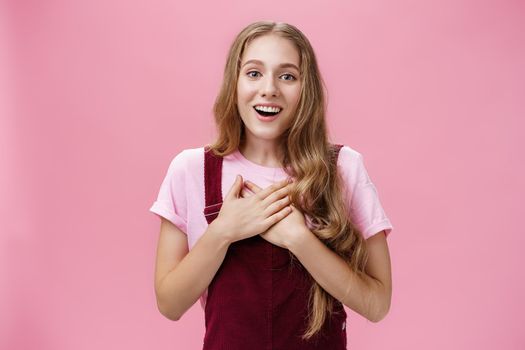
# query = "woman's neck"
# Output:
<box><xmin>239</xmin><ymin>140</ymin><xmax>285</xmax><ymax>168</ymax></box>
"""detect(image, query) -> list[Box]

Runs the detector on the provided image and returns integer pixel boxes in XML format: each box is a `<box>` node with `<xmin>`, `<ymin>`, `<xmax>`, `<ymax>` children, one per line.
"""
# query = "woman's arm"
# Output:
<box><xmin>154</xmin><ymin>217</ymin><xmax>230</xmax><ymax>321</ymax></box>
<box><xmin>287</xmin><ymin>229</ymin><xmax>392</xmax><ymax>323</ymax></box>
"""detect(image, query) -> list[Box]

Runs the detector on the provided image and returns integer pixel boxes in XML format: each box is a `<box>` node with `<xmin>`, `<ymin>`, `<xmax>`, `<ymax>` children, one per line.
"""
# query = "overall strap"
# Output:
<box><xmin>203</xmin><ymin>145</ymin><xmax>224</xmax><ymax>224</ymax></box>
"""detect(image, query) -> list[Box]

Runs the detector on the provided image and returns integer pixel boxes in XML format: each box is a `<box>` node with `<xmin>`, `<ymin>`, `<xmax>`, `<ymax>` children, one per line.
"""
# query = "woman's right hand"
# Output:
<box><xmin>211</xmin><ymin>175</ymin><xmax>293</xmax><ymax>244</ymax></box>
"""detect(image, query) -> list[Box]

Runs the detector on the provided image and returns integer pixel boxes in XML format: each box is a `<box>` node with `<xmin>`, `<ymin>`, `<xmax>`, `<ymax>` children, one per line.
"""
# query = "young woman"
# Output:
<box><xmin>150</xmin><ymin>21</ymin><xmax>393</xmax><ymax>349</ymax></box>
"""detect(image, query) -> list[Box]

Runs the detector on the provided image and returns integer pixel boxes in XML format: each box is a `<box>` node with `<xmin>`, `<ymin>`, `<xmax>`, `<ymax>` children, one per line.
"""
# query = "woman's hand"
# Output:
<box><xmin>213</xmin><ymin>175</ymin><xmax>293</xmax><ymax>244</ymax></box>
<box><xmin>241</xmin><ymin>180</ymin><xmax>308</xmax><ymax>249</ymax></box>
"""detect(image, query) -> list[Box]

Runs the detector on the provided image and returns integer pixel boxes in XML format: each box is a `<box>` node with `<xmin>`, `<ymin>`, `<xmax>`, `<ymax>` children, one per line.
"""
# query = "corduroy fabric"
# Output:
<box><xmin>202</xmin><ymin>144</ymin><xmax>348</xmax><ymax>350</ymax></box>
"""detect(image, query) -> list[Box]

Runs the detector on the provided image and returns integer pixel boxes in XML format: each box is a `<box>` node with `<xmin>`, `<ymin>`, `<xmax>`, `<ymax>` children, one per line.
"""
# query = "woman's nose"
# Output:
<box><xmin>260</xmin><ymin>76</ymin><xmax>279</xmax><ymax>97</ymax></box>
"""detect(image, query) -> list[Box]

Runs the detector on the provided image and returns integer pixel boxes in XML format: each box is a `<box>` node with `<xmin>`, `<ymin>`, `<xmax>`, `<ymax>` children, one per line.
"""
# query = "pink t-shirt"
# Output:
<box><xmin>149</xmin><ymin>145</ymin><xmax>394</xmax><ymax>309</ymax></box>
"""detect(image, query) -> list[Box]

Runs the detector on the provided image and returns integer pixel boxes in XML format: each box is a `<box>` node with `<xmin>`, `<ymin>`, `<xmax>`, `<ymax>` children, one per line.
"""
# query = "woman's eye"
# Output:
<box><xmin>246</xmin><ymin>71</ymin><xmax>296</xmax><ymax>81</ymax></box>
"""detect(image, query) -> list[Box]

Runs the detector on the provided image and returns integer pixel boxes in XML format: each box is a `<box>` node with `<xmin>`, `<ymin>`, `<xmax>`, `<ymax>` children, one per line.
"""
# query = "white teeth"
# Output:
<box><xmin>254</xmin><ymin>105</ymin><xmax>281</xmax><ymax>113</ymax></box>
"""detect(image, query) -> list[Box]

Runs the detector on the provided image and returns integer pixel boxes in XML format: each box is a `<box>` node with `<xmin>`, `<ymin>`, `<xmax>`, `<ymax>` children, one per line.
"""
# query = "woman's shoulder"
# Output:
<box><xmin>334</xmin><ymin>143</ymin><xmax>363</xmax><ymax>162</ymax></box>
<box><xmin>177</xmin><ymin>146</ymin><xmax>206</xmax><ymax>159</ymax></box>
<box><xmin>166</xmin><ymin>146</ymin><xmax>206</xmax><ymax>173</ymax></box>
<box><xmin>333</xmin><ymin>144</ymin><xmax>369</xmax><ymax>184</ymax></box>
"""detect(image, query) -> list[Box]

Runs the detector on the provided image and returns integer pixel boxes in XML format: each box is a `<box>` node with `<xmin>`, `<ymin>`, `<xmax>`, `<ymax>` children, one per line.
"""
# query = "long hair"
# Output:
<box><xmin>208</xmin><ymin>20</ymin><xmax>371</xmax><ymax>340</ymax></box>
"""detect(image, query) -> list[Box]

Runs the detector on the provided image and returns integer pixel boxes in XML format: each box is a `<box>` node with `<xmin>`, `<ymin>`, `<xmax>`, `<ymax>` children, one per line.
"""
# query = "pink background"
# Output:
<box><xmin>2</xmin><ymin>0</ymin><xmax>524</xmax><ymax>349</ymax></box>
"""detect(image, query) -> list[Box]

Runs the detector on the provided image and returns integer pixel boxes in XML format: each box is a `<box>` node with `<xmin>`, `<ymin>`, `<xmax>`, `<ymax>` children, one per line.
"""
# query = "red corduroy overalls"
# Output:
<box><xmin>202</xmin><ymin>144</ymin><xmax>347</xmax><ymax>350</ymax></box>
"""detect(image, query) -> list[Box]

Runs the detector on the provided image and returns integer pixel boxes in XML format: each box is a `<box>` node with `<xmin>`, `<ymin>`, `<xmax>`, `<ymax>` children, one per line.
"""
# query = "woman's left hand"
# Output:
<box><xmin>241</xmin><ymin>179</ymin><xmax>308</xmax><ymax>249</ymax></box>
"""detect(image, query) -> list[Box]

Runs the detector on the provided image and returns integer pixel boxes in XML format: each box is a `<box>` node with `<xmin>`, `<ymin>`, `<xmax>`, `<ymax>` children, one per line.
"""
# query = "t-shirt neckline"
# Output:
<box><xmin>232</xmin><ymin>149</ymin><xmax>287</xmax><ymax>176</ymax></box>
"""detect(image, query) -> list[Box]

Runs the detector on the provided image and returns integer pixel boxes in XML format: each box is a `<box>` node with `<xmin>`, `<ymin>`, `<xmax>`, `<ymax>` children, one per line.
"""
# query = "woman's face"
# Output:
<box><xmin>237</xmin><ymin>34</ymin><xmax>302</xmax><ymax>144</ymax></box>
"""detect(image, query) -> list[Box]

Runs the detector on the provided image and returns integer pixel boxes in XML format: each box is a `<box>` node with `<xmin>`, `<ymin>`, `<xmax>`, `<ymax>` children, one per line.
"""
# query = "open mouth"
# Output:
<box><xmin>253</xmin><ymin>106</ymin><xmax>282</xmax><ymax>117</ymax></box>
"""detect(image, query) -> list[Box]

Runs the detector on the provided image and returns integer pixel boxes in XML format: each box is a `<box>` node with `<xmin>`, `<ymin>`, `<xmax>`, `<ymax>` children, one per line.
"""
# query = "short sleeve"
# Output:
<box><xmin>149</xmin><ymin>151</ymin><xmax>188</xmax><ymax>234</ymax></box>
<box><xmin>338</xmin><ymin>147</ymin><xmax>394</xmax><ymax>240</ymax></box>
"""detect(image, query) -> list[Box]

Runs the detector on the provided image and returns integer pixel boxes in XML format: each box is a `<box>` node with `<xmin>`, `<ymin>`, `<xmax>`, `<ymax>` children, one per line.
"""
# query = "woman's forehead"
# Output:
<box><xmin>240</xmin><ymin>34</ymin><xmax>300</xmax><ymax>67</ymax></box>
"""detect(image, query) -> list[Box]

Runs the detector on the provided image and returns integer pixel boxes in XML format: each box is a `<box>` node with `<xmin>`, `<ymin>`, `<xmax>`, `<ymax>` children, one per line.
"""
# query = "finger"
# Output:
<box><xmin>265</xmin><ymin>205</ymin><xmax>293</xmax><ymax>226</ymax></box>
<box><xmin>244</xmin><ymin>180</ymin><xmax>261</xmax><ymax>193</ymax></box>
<box><xmin>240</xmin><ymin>188</ymin><xmax>252</xmax><ymax>198</ymax></box>
<box><xmin>225</xmin><ymin>175</ymin><xmax>243</xmax><ymax>200</ymax></box>
<box><xmin>257</xmin><ymin>178</ymin><xmax>291</xmax><ymax>200</ymax></box>
<box><xmin>264</xmin><ymin>194</ymin><xmax>291</xmax><ymax>216</ymax></box>
<box><xmin>262</xmin><ymin>183</ymin><xmax>292</xmax><ymax>207</ymax></box>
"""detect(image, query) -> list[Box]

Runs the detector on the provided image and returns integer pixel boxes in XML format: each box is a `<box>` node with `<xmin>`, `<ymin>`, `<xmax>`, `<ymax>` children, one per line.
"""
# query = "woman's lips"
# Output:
<box><xmin>253</xmin><ymin>106</ymin><xmax>281</xmax><ymax>122</ymax></box>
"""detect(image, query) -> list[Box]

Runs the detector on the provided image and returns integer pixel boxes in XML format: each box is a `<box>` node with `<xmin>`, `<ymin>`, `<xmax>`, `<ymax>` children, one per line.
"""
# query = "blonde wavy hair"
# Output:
<box><xmin>208</xmin><ymin>20</ymin><xmax>371</xmax><ymax>340</ymax></box>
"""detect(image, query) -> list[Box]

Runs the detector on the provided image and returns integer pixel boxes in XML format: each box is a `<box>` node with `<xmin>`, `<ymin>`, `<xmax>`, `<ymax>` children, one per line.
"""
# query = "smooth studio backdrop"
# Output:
<box><xmin>2</xmin><ymin>0</ymin><xmax>524</xmax><ymax>349</ymax></box>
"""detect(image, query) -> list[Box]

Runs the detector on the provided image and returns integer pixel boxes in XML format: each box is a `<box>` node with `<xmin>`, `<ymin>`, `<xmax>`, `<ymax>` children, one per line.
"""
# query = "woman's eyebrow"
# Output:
<box><xmin>242</xmin><ymin>59</ymin><xmax>299</xmax><ymax>72</ymax></box>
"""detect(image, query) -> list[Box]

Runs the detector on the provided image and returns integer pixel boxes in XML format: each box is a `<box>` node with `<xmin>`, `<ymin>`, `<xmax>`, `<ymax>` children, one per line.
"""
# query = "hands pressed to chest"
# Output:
<box><xmin>211</xmin><ymin>176</ymin><xmax>307</xmax><ymax>247</ymax></box>
<box><xmin>240</xmin><ymin>179</ymin><xmax>309</xmax><ymax>249</ymax></box>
